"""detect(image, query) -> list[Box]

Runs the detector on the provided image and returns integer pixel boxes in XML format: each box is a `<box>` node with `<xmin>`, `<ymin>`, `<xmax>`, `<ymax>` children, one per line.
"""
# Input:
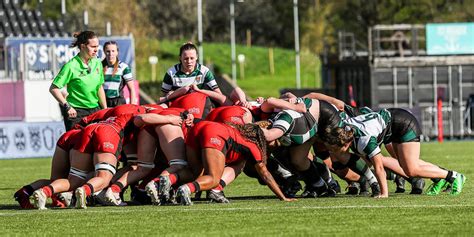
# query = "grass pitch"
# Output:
<box><xmin>0</xmin><ymin>141</ymin><xmax>473</xmax><ymax>236</ymax></box>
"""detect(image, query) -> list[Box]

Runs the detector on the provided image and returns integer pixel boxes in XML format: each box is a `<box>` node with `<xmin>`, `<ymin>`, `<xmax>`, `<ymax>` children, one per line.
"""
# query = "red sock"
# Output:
<box><xmin>214</xmin><ymin>184</ymin><xmax>224</xmax><ymax>191</ymax></box>
<box><xmin>186</xmin><ymin>182</ymin><xmax>200</xmax><ymax>193</ymax></box>
<box><xmin>82</xmin><ymin>184</ymin><xmax>92</xmax><ymax>196</ymax></box>
<box><xmin>153</xmin><ymin>177</ymin><xmax>161</xmax><ymax>183</ymax></box>
<box><xmin>42</xmin><ymin>186</ymin><xmax>53</xmax><ymax>198</ymax></box>
<box><xmin>169</xmin><ymin>174</ymin><xmax>178</xmax><ymax>185</ymax></box>
<box><xmin>110</xmin><ymin>184</ymin><xmax>121</xmax><ymax>193</ymax></box>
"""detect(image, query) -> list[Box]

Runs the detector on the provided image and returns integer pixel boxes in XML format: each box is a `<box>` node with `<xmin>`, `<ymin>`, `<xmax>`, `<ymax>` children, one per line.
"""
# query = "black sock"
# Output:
<box><xmin>431</xmin><ymin>178</ymin><xmax>441</xmax><ymax>183</ymax></box>
<box><xmin>301</xmin><ymin>163</ymin><xmax>324</xmax><ymax>188</ymax></box>
<box><xmin>219</xmin><ymin>179</ymin><xmax>227</xmax><ymax>189</ymax></box>
<box><xmin>445</xmin><ymin>171</ymin><xmax>455</xmax><ymax>183</ymax></box>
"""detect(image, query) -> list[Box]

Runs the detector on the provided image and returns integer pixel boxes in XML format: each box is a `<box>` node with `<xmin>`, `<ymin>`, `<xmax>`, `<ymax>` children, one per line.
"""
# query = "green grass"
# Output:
<box><xmin>135</xmin><ymin>39</ymin><xmax>321</xmax><ymax>98</ymax></box>
<box><xmin>1</xmin><ymin>141</ymin><xmax>474</xmax><ymax>235</ymax></box>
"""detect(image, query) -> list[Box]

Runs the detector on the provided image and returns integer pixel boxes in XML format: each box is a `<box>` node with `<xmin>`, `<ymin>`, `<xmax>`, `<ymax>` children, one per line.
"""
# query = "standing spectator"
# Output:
<box><xmin>49</xmin><ymin>31</ymin><xmax>107</xmax><ymax>130</ymax></box>
<box><xmin>102</xmin><ymin>41</ymin><xmax>138</xmax><ymax>107</ymax></box>
<box><xmin>160</xmin><ymin>42</ymin><xmax>221</xmax><ymax>103</ymax></box>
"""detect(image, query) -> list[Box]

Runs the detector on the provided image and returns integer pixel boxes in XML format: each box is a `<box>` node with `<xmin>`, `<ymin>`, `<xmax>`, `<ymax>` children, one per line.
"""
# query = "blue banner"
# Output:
<box><xmin>4</xmin><ymin>36</ymin><xmax>135</xmax><ymax>80</ymax></box>
<box><xmin>426</xmin><ymin>23</ymin><xmax>474</xmax><ymax>55</ymax></box>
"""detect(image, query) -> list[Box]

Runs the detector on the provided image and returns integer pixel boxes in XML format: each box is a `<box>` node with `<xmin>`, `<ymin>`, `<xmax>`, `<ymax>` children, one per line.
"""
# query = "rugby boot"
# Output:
<box><xmin>450</xmin><ymin>174</ymin><xmax>466</xmax><ymax>196</ymax></box>
<box><xmin>103</xmin><ymin>188</ymin><xmax>125</xmax><ymax>206</ymax></box>
<box><xmin>14</xmin><ymin>188</ymin><xmax>34</xmax><ymax>209</ymax></box>
<box><xmin>208</xmin><ymin>190</ymin><xmax>230</xmax><ymax>203</ymax></box>
<box><xmin>176</xmin><ymin>185</ymin><xmax>193</xmax><ymax>206</ymax></box>
<box><xmin>145</xmin><ymin>180</ymin><xmax>160</xmax><ymax>205</ymax></box>
<box><xmin>32</xmin><ymin>189</ymin><xmax>48</xmax><ymax>210</ymax></box>
<box><xmin>426</xmin><ymin>179</ymin><xmax>448</xmax><ymax>195</ymax></box>
<box><xmin>75</xmin><ymin>187</ymin><xmax>87</xmax><ymax>209</ymax></box>
<box><xmin>394</xmin><ymin>175</ymin><xmax>406</xmax><ymax>193</ymax></box>
<box><xmin>409</xmin><ymin>178</ymin><xmax>425</xmax><ymax>195</ymax></box>
<box><xmin>370</xmin><ymin>182</ymin><xmax>381</xmax><ymax>197</ymax></box>
<box><xmin>158</xmin><ymin>175</ymin><xmax>172</xmax><ymax>204</ymax></box>
<box><xmin>359</xmin><ymin>180</ymin><xmax>370</xmax><ymax>196</ymax></box>
<box><xmin>345</xmin><ymin>182</ymin><xmax>360</xmax><ymax>195</ymax></box>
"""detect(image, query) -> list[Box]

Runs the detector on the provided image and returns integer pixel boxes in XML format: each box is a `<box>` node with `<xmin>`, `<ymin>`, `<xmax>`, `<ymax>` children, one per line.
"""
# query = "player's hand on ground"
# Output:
<box><xmin>374</xmin><ymin>194</ymin><xmax>388</xmax><ymax>199</ymax></box>
<box><xmin>282</xmin><ymin>197</ymin><xmax>297</xmax><ymax>202</ymax></box>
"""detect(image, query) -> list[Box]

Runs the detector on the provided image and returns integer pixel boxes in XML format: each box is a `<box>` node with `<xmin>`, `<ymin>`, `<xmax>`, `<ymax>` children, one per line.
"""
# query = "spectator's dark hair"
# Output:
<box><xmin>102</xmin><ymin>41</ymin><xmax>119</xmax><ymax>76</ymax></box>
<box><xmin>70</xmin><ymin>31</ymin><xmax>97</xmax><ymax>48</ymax></box>
<box><xmin>179</xmin><ymin>42</ymin><xmax>198</xmax><ymax>57</ymax></box>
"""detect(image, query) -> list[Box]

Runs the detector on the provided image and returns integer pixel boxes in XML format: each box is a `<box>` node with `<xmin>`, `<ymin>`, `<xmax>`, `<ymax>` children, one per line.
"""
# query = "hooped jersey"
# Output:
<box><xmin>270</xmin><ymin>103</ymin><xmax>318</xmax><ymax>145</ymax></box>
<box><xmin>161</xmin><ymin>63</ymin><xmax>218</xmax><ymax>94</ymax></box>
<box><xmin>103</xmin><ymin>61</ymin><xmax>133</xmax><ymax>98</ymax></box>
<box><xmin>345</xmin><ymin>109</ymin><xmax>391</xmax><ymax>159</ymax></box>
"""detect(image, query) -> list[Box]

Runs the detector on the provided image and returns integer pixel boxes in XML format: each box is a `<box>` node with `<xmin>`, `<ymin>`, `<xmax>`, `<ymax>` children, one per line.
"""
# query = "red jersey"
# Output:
<box><xmin>205</xmin><ymin>106</ymin><xmax>248</xmax><ymax>125</ymax></box>
<box><xmin>186</xmin><ymin>121</ymin><xmax>263</xmax><ymax>164</ymax></box>
<box><xmin>56</xmin><ymin>129</ymin><xmax>82</xmax><ymax>151</ymax></box>
<box><xmin>143</xmin><ymin>107</ymin><xmax>190</xmax><ymax>139</ymax></box>
<box><xmin>169</xmin><ymin>92</ymin><xmax>213</xmax><ymax>120</ymax></box>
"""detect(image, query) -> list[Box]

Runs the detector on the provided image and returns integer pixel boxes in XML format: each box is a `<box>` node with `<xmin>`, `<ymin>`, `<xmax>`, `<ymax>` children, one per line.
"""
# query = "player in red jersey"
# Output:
<box><xmin>104</xmin><ymin>106</ymin><xmax>191</xmax><ymax>205</ymax></box>
<box><xmin>32</xmin><ymin>104</ymin><xmax>146</xmax><ymax>209</ymax></box>
<box><xmin>14</xmin><ymin>129</ymin><xmax>83</xmax><ymax>209</ymax></box>
<box><xmin>140</xmin><ymin>107</ymin><xmax>194</xmax><ymax>204</ymax></box>
<box><xmin>158</xmin><ymin>121</ymin><xmax>296</xmax><ymax>205</ymax></box>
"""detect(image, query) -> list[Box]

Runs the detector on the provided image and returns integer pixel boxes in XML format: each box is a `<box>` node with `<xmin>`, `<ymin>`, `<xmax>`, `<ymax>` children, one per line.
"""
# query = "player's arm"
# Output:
<box><xmin>261</xmin><ymin>127</ymin><xmax>285</xmax><ymax>142</ymax></box>
<box><xmin>191</xmin><ymin>84</ymin><xmax>232</xmax><ymax>106</ymax></box>
<box><xmin>133</xmin><ymin>114</ymin><xmax>182</xmax><ymax>127</ymax></box>
<box><xmin>303</xmin><ymin>92</ymin><xmax>344</xmax><ymax>111</ymax></box>
<box><xmin>254</xmin><ymin>162</ymin><xmax>296</xmax><ymax>201</ymax></box>
<box><xmin>370</xmin><ymin>153</ymin><xmax>388</xmax><ymax>198</ymax></box>
<box><xmin>261</xmin><ymin>97</ymin><xmax>306</xmax><ymax>113</ymax></box>
<box><xmin>98</xmin><ymin>85</ymin><xmax>107</xmax><ymax>109</ymax></box>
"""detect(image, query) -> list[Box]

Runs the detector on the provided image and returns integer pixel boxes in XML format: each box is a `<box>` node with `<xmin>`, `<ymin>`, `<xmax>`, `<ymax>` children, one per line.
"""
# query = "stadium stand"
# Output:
<box><xmin>0</xmin><ymin>0</ymin><xmax>69</xmax><ymax>38</ymax></box>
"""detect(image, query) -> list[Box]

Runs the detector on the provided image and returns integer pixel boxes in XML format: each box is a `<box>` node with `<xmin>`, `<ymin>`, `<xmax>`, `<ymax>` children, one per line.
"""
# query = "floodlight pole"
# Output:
<box><xmin>230</xmin><ymin>0</ymin><xmax>237</xmax><ymax>84</ymax></box>
<box><xmin>293</xmin><ymin>0</ymin><xmax>301</xmax><ymax>89</ymax></box>
<box><xmin>197</xmin><ymin>0</ymin><xmax>204</xmax><ymax>65</ymax></box>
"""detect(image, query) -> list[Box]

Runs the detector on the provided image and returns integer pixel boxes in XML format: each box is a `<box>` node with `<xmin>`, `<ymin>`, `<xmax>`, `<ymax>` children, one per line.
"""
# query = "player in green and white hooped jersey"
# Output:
<box><xmin>160</xmin><ymin>42</ymin><xmax>222</xmax><ymax>103</ymax></box>
<box><xmin>262</xmin><ymin>98</ymin><xmax>331</xmax><ymax>197</ymax></box>
<box><xmin>102</xmin><ymin>41</ymin><xmax>137</xmax><ymax>107</ymax></box>
<box><xmin>327</xmin><ymin>108</ymin><xmax>466</xmax><ymax>197</ymax></box>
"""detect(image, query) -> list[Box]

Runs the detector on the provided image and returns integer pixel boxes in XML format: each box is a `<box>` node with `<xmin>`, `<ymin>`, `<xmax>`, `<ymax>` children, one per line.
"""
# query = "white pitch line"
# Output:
<box><xmin>0</xmin><ymin>204</ymin><xmax>472</xmax><ymax>216</ymax></box>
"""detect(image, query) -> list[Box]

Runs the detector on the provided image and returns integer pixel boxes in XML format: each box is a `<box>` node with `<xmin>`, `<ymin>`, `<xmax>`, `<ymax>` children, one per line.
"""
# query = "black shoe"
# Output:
<box><xmin>328</xmin><ymin>179</ymin><xmax>341</xmax><ymax>194</ymax></box>
<box><xmin>410</xmin><ymin>178</ymin><xmax>425</xmax><ymax>195</ymax></box>
<box><xmin>194</xmin><ymin>191</ymin><xmax>204</xmax><ymax>200</ymax></box>
<box><xmin>131</xmin><ymin>188</ymin><xmax>151</xmax><ymax>205</ymax></box>
<box><xmin>302</xmin><ymin>184</ymin><xmax>328</xmax><ymax>198</ymax></box>
<box><xmin>282</xmin><ymin>176</ymin><xmax>302</xmax><ymax>198</ymax></box>
<box><xmin>395</xmin><ymin>175</ymin><xmax>406</xmax><ymax>193</ymax></box>
<box><xmin>370</xmin><ymin>182</ymin><xmax>381</xmax><ymax>197</ymax></box>
<box><xmin>359</xmin><ymin>180</ymin><xmax>370</xmax><ymax>196</ymax></box>
<box><xmin>345</xmin><ymin>182</ymin><xmax>360</xmax><ymax>195</ymax></box>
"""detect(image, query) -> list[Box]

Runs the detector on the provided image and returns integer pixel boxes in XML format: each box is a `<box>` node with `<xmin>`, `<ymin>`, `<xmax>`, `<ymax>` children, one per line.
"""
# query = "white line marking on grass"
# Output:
<box><xmin>0</xmin><ymin>204</ymin><xmax>472</xmax><ymax>216</ymax></box>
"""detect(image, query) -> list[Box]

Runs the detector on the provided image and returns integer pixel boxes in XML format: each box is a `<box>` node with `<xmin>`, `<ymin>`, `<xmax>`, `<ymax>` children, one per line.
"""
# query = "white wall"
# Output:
<box><xmin>23</xmin><ymin>80</ymin><xmax>62</xmax><ymax>122</ymax></box>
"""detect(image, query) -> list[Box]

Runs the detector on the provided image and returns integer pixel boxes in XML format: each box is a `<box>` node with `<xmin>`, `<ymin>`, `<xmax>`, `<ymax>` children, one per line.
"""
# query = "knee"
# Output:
<box><xmin>403</xmin><ymin>166</ymin><xmax>419</xmax><ymax>177</ymax></box>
